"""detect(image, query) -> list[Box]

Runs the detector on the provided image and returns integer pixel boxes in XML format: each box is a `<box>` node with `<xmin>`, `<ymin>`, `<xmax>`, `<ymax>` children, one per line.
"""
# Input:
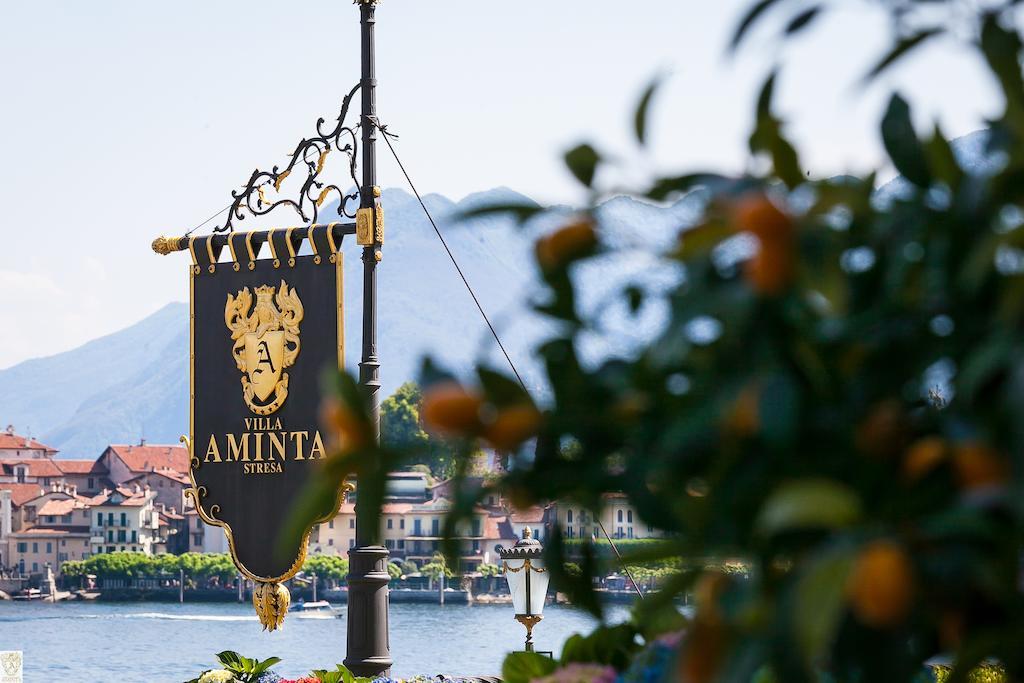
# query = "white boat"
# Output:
<box><xmin>291</xmin><ymin>600</ymin><xmax>343</xmax><ymax>618</ymax></box>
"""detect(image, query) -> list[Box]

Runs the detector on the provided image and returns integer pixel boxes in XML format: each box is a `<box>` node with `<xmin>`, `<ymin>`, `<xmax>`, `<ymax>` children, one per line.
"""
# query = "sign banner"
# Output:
<box><xmin>184</xmin><ymin>228</ymin><xmax>345</xmax><ymax>629</ymax></box>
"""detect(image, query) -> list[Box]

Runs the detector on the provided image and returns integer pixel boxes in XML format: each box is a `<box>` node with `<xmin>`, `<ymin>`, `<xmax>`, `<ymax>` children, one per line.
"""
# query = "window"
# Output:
<box><xmin>328</xmin><ymin>519</ymin><xmax>334</xmax><ymax>529</ymax></box>
<box><xmin>15</xmin><ymin>466</ymin><xmax>26</xmax><ymax>483</ymax></box>
<box><xmin>431</xmin><ymin>518</ymin><xmax>439</xmax><ymax>536</ymax></box>
<box><xmin>32</xmin><ymin>543</ymin><xmax>38</xmax><ymax>553</ymax></box>
<box><xmin>120</xmin><ymin>512</ymin><xmax>126</xmax><ymax>526</ymax></box>
<box><xmin>16</xmin><ymin>542</ymin><xmax>26</xmax><ymax>553</ymax></box>
<box><xmin>398</xmin><ymin>540</ymin><xmax>405</xmax><ymax>549</ymax></box>
<box><xmin>628</xmin><ymin>527</ymin><xmax>633</xmax><ymax>539</ymax></box>
<box><xmin>107</xmin><ymin>531</ymin><xmax>113</xmax><ymax>542</ymax></box>
<box><xmin>472</xmin><ymin>540</ymin><xmax>480</xmax><ymax>552</ymax></box>
<box><xmin>349</xmin><ymin>539</ymin><xmax>355</xmax><ymax>549</ymax></box>
<box><xmin>46</xmin><ymin>542</ymin><xmax>52</xmax><ymax>553</ymax></box>
<box><xmin>387</xmin><ymin>518</ymin><xmax>393</xmax><ymax>529</ymax></box>
<box><xmin>349</xmin><ymin>519</ymin><xmax>355</xmax><ymax>529</ymax></box>
<box><xmin>131</xmin><ymin>531</ymin><xmax>137</xmax><ymax>543</ymax></box>
<box><xmin>627</xmin><ymin>510</ymin><xmax>633</xmax><ymax>523</ymax></box>
<box><xmin>472</xmin><ymin>519</ymin><xmax>481</xmax><ymax>536</ymax></box>
<box><xmin>413</xmin><ymin>519</ymin><xmax>422</xmax><ymax>535</ymax></box>
<box><xmin>616</xmin><ymin>527</ymin><xmax>623</xmax><ymax>538</ymax></box>
<box><xmin>107</xmin><ymin>513</ymin><xmax>113</xmax><ymax>526</ymax></box>
<box><xmin>32</xmin><ymin>562</ymin><xmax>38</xmax><ymax>572</ymax></box>
<box><xmin>328</xmin><ymin>538</ymin><xmax>334</xmax><ymax>546</ymax></box>
<box><xmin>400</xmin><ymin>519</ymin><xmax>405</xmax><ymax>530</ymax></box>
<box><xmin>88</xmin><ymin>477</ymin><xmax>95</xmax><ymax>489</ymax></box>
<box><xmin>97</xmin><ymin>513</ymin><xmax>102</xmax><ymax>526</ymax></box>
<box><xmin>385</xmin><ymin>539</ymin><xmax>394</xmax><ymax>549</ymax></box>
<box><xmin>62</xmin><ymin>514</ymin><xmax>72</xmax><ymax>524</ymax></box>
<box><xmin>617</xmin><ymin>510</ymin><xmax>623</xmax><ymax>523</ymax></box>
<box><xmin>117</xmin><ymin>531</ymin><xmax>126</xmax><ymax>543</ymax></box>
<box><xmin>107</xmin><ymin>546</ymin><xmax>115</xmax><ymax>553</ymax></box>
<box><xmin>61</xmin><ymin>540</ymin><xmax>66</xmax><ymax>547</ymax></box>
<box><xmin>565</xmin><ymin>527</ymin><xmax>574</xmax><ymax>539</ymax></box>
<box><xmin>488</xmin><ymin>496</ymin><xmax>496</xmax><ymax>506</ymax></box>
<box><xmin>120</xmin><ymin>546</ymin><xmax>125</xmax><ymax>551</ymax></box>
<box><xmin>567</xmin><ymin>510</ymin><xmax>573</xmax><ymax>524</ymax></box>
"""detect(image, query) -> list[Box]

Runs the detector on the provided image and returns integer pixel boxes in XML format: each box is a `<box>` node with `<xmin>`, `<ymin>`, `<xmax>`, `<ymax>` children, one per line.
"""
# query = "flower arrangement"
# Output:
<box><xmin>187</xmin><ymin>652</ymin><xmax>477</xmax><ymax>683</ymax></box>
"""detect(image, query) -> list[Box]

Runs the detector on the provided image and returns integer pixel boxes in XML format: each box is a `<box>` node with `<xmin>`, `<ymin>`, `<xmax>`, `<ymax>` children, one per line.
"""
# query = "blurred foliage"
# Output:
<box><xmin>381</xmin><ymin>382</ymin><xmax>456</xmax><ymax>479</ymax></box>
<box><xmin>304</xmin><ymin>0</ymin><xmax>1024</xmax><ymax>680</ymax></box>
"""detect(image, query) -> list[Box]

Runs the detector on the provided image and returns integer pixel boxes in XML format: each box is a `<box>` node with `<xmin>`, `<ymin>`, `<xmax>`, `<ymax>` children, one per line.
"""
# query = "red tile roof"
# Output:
<box><xmin>107</xmin><ymin>445</ymin><xmax>189</xmax><ymax>474</ymax></box>
<box><xmin>0</xmin><ymin>483</ymin><xmax>45</xmax><ymax>506</ymax></box>
<box><xmin>1</xmin><ymin>459</ymin><xmax>64</xmax><ymax>478</ymax></box>
<box><xmin>125</xmin><ymin>469</ymin><xmax>190</xmax><ymax>486</ymax></box>
<box><xmin>0</xmin><ymin>431</ymin><xmax>56</xmax><ymax>453</ymax></box>
<box><xmin>36</xmin><ymin>498</ymin><xmax>88</xmax><ymax>517</ymax></box>
<box><xmin>509</xmin><ymin>506</ymin><xmax>547</xmax><ymax>524</ymax></box>
<box><xmin>55</xmin><ymin>459</ymin><xmax>108</xmax><ymax>475</ymax></box>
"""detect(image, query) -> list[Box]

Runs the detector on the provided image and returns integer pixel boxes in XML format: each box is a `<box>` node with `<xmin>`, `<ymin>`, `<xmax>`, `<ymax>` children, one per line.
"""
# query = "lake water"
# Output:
<box><xmin>0</xmin><ymin>601</ymin><xmax>631</xmax><ymax>681</ymax></box>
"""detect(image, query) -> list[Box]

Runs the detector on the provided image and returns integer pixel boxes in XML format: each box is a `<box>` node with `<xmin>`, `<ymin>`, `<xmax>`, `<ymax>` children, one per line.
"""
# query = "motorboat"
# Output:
<box><xmin>290</xmin><ymin>600</ymin><xmax>343</xmax><ymax>618</ymax></box>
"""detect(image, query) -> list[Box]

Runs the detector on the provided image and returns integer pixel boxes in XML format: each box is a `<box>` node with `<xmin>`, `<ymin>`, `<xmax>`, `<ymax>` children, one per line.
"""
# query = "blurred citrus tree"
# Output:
<box><xmin>296</xmin><ymin>0</ymin><xmax>1024</xmax><ymax>681</ymax></box>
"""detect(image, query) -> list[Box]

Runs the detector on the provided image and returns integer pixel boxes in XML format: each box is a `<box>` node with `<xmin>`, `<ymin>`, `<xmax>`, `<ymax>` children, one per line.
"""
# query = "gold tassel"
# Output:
<box><xmin>252</xmin><ymin>581</ymin><xmax>290</xmax><ymax>631</ymax></box>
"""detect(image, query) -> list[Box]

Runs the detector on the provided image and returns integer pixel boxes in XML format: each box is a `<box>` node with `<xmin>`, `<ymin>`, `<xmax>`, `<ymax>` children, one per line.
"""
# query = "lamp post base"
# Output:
<box><xmin>344</xmin><ymin>545</ymin><xmax>392</xmax><ymax>677</ymax></box>
<box><xmin>516</xmin><ymin>614</ymin><xmax>543</xmax><ymax>652</ymax></box>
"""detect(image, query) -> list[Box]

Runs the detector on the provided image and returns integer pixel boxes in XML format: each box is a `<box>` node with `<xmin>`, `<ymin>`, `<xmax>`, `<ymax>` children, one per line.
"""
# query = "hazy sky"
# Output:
<box><xmin>0</xmin><ymin>0</ymin><xmax>1003</xmax><ymax>369</ymax></box>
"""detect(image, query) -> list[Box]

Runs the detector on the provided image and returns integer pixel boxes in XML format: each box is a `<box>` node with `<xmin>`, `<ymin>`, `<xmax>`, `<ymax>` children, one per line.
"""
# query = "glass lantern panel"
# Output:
<box><xmin>530</xmin><ymin>559</ymin><xmax>550</xmax><ymax>615</ymax></box>
<box><xmin>504</xmin><ymin>559</ymin><xmax>528</xmax><ymax>614</ymax></box>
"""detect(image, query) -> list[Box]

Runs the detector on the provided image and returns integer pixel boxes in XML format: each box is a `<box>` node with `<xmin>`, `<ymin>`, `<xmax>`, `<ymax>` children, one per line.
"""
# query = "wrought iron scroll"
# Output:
<box><xmin>213</xmin><ymin>82</ymin><xmax>363</xmax><ymax>233</ymax></box>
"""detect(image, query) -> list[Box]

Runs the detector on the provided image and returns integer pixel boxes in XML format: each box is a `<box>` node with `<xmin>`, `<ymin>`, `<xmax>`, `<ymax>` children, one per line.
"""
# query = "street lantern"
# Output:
<box><xmin>500</xmin><ymin>527</ymin><xmax>550</xmax><ymax>652</ymax></box>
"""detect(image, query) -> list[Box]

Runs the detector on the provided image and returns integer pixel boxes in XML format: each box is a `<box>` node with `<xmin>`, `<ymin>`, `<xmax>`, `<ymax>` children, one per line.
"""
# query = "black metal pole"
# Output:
<box><xmin>345</xmin><ymin>0</ymin><xmax>391</xmax><ymax>677</ymax></box>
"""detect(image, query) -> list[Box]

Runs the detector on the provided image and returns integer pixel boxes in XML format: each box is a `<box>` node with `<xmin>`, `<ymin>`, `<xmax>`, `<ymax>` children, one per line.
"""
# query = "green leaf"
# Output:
<box><xmin>455</xmin><ymin>201</ymin><xmax>545</xmax><ymax>224</ymax></box>
<box><xmin>215</xmin><ymin>651</ymin><xmax>244</xmax><ymax>673</ymax></box>
<box><xmin>793</xmin><ymin>547</ymin><xmax>856</xmax><ymax>670</ymax></box>
<box><xmin>674</xmin><ymin>219</ymin><xmax>733</xmax><ymax>261</ymax></box>
<box><xmin>731</xmin><ymin>0</ymin><xmax>782</xmax><ymax>51</ymax></box>
<box><xmin>564</xmin><ymin>144</ymin><xmax>601</xmax><ymax>188</ymax></box>
<box><xmin>749</xmin><ymin>72</ymin><xmax>804</xmax><ymax>189</ymax></box>
<box><xmin>647</xmin><ymin>173</ymin><xmax>733</xmax><ymax>201</ymax></box>
<box><xmin>560</xmin><ymin>623</ymin><xmax>642</xmax><ymax>670</ymax></box>
<box><xmin>634</xmin><ymin>74</ymin><xmax>663</xmax><ymax>145</ymax></box>
<box><xmin>980</xmin><ymin>14</ymin><xmax>1024</xmax><ymax>131</ymax></box>
<box><xmin>756</xmin><ymin>479</ymin><xmax>863</xmax><ymax>536</ymax></box>
<box><xmin>502</xmin><ymin>652</ymin><xmax>558</xmax><ymax>683</ymax></box>
<box><xmin>862</xmin><ymin>29</ymin><xmax>942</xmax><ymax>82</ymax></box>
<box><xmin>925</xmin><ymin>123</ymin><xmax>961</xmax><ymax>188</ymax></box>
<box><xmin>784</xmin><ymin>6</ymin><xmax>822</xmax><ymax>36</ymax></box>
<box><xmin>881</xmin><ymin>94</ymin><xmax>931</xmax><ymax>188</ymax></box>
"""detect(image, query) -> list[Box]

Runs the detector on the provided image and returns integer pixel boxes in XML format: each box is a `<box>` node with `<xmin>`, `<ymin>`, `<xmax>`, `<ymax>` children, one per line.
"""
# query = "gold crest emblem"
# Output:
<box><xmin>0</xmin><ymin>651</ymin><xmax>21</xmax><ymax>677</ymax></box>
<box><xmin>225</xmin><ymin>281</ymin><xmax>304</xmax><ymax>415</ymax></box>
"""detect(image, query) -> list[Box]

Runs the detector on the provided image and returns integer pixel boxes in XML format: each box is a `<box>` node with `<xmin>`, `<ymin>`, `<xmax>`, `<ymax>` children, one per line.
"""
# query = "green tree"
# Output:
<box><xmin>381</xmin><ymin>381</ymin><xmax>456</xmax><ymax>478</ymax></box>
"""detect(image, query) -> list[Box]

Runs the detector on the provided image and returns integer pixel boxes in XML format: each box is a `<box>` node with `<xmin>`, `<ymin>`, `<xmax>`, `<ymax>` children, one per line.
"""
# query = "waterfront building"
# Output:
<box><xmin>88</xmin><ymin>486</ymin><xmax>163</xmax><ymax>556</ymax></box>
<box><xmin>53</xmin><ymin>459</ymin><xmax>112</xmax><ymax>495</ymax></box>
<box><xmin>6</xmin><ymin>527</ymin><xmax>90</xmax><ymax>574</ymax></box>
<box><xmin>553</xmin><ymin>493</ymin><xmax>658</xmax><ymax>541</ymax></box>
<box><xmin>183</xmin><ymin>508</ymin><xmax>229</xmax><ymax>554</ymax></box>
<box><xmin>310</xmin><ymin>470</ymin><xmax>550</xmax><ymax>571</ymax></box>
<box><xmin>0</xmin><ymin>426</ymin><xmax>57</xmax><ymax>461</ymax></box>
<box><xmin>3</xmin><ymin>486</ymin><xmax>94</xmax><ymax>574</ymax></box>
<box><xmin>98</xmin><ymin>442</ymin><xmax>190</xmax><ymax>492</ymax></box>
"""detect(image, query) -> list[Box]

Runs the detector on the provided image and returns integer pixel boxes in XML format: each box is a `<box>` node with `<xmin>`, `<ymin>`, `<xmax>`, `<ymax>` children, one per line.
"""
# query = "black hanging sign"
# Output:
<box><xmin>183</xmin><ymin>226</ymin><xmax>346</xmax><ymax>630</ymax></box>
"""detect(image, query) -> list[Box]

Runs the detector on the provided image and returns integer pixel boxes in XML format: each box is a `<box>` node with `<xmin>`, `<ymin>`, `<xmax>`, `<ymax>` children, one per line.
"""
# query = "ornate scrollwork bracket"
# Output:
<box><xmin>214</xmin><ymin>83</ymin><xmax>364</xmax><ymax>234</ymax></box>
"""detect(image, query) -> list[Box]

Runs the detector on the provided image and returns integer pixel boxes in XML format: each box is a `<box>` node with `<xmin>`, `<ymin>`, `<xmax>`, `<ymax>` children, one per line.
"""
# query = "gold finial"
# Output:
<box><xmin>253</xmin><ymin>581</ymin><xmax>290</xmax><ymax>631</ymax></box>
<box><xmin>523</xmin><ymin>526</ymin><xmax>533</xmax><ymax>539</ymax></box>
<box><xmin>151</xmin><ymin>236</ymin><xmax>184</xmax><ymax>255</ymax></box>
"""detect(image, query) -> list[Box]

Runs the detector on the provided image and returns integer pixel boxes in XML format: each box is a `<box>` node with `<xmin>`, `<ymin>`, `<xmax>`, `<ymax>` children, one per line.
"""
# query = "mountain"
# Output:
<box><xmin>0</xmin><ymin>188</ymin><xmax>694</xmax><ymax>458</ymax></box>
